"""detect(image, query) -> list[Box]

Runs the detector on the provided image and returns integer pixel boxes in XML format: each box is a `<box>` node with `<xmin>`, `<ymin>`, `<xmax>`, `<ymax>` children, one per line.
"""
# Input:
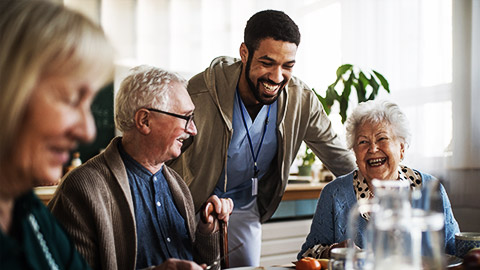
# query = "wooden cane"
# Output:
<box><xmin>220</xmin><ymin>220</ymin><xmax>229</xmax><ymax>268</ymax></box>
<box><xmin>202</xmin><ymin>202</ymin><xmax>229</xmax><ymax>268</ymax></box>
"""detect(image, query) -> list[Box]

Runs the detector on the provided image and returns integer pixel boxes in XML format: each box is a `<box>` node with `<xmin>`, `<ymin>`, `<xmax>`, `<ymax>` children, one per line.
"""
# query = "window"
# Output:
<box><xmin>66</xmin><ymin>0</ymin><xmax>476</xmax><ymax>171</ymax></box>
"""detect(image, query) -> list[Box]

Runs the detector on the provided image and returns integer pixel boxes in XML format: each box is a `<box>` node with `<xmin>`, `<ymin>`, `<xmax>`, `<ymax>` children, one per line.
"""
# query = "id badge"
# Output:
<box><xmin>251</xmin><ymin>177</ymin><xmax>258</xmax><ymax>196</ymax></box>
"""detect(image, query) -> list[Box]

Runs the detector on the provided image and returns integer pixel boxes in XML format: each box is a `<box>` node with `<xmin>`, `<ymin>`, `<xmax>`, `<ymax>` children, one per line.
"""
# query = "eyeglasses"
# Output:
<box><xmin>146</xmin><ymin>108</ymin><xmax>194</xmax><ymax>130</ymax></box>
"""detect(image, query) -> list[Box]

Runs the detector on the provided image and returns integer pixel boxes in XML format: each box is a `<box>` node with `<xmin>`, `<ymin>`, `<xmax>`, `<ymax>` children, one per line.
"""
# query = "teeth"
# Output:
<box><xmin>368</xmin><ymin>158</ymin><xmax>386</xmax><ymax>166</ymax></box>
<box><xmin>262</xmin><ymin>82</ymin><xmax>279</xmax><ymax>91</ymax></box>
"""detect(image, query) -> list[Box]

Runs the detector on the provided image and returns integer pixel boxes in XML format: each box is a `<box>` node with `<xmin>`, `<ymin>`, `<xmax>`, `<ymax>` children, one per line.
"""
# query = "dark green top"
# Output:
<box><xmin>0</xmin><ymin>191</ymin><xmax>90</xmax><ymax>269</ymax></box>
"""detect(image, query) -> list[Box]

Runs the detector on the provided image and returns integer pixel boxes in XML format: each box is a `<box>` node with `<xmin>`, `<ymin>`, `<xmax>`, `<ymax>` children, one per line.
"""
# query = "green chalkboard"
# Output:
<box><xmin>73</xmin><ymin>82</ymin><xmax>115</xmax><ymax>164</ymax></box>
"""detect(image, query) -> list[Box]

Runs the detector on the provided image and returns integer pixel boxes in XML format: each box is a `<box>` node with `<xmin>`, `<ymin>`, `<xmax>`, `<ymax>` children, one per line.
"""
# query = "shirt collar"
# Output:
<box><xmin>117</xmin><ymin>140</ymin><xmax>163</xmax><ymax>181</ymax></box>
<box><xmin>353</xmin><ymin>164</ymin><xmax>423</xmax><ymax>220</ymax></box>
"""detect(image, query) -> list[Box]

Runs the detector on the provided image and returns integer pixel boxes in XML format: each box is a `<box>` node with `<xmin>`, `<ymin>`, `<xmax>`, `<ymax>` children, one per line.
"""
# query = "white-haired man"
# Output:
<box><xmin>49</xmin><ymin>66</ymin><xmax>233</xmax><ymax>270</ymax></box>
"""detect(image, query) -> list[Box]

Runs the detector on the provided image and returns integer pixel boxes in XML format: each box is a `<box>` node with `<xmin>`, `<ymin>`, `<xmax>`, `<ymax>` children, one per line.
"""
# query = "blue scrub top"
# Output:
<box><xmin>213</xmin><ymin>91</ymin><xmax>278</xmax><ymax>208</ymax></box>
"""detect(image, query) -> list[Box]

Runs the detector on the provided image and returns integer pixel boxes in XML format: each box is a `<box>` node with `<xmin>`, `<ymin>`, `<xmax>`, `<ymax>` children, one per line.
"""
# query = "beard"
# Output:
<box><xmin>244</xmin><ymin>54</ymin><xmax>287</xmax><ymax>105</ymax></box>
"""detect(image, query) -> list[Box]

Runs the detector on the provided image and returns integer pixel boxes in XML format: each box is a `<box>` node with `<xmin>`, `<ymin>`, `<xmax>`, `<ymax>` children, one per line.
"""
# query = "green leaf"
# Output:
<box><xmin>373</xmin><ymin>70</ymin><xmax>390</xmax><ymax>92</ymax></box>
<box><xmin>326</xmin><ymin>86</ymin><xmax>339</xmax><ymax>101</ymax></box>
<box><xmin>369</xmin><ymin>75</ymin><xmax>380</xmax><ymax>98</ymax></box>
<box><xmin>317</xmin><ymin>95</ymin><xmax>331</xmax><ymax>115</ymax></box>
<box><xmin>343</xmin><ymin>79</ymin><xmax>352</xmax><ymax>99</ymax></box>
<box><xmin>339</xmin><ymin>96</ymin><xmax>349</xmax><ymax>124</ymax></box>
<box><xmin>359</xmin><ymin>72</ymin><xmax>369</xmax><ymax>89</ymax></box>
<box><xmin>330</xmin><ymin>77</ymin><xmax>341</xmax><ymax>88</ymax></box>
<box><xmin>316</xmin><ymin>64</ymin><xmax>391</xmax><ymax>125</ymax></box>
<box><xmin>336</xmin><ymin>64</ymin><xmax>353</xmax><ymax>80</ymax></box>
<box><xmin>354</xmin><ymin>82</ymin><xmax>367</xmax><ymax>102</ymax></box>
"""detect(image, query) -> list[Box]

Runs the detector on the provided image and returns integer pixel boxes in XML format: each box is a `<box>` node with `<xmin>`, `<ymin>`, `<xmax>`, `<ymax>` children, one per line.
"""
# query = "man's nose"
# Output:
<box><xmin>269</xmin><ymin>66</ymin><xmax>283</xmax><ymax>84</ymax></box>
<box><xmin>186</xmin><ymin>119</ymin><xmax>197</xmax><ymax>136</ymax></box>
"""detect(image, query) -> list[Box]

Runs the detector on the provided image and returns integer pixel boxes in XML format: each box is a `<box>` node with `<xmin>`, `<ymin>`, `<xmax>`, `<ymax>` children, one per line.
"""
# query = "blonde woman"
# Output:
<box><xmin>0</xmin><ymin>0</ymin><xmax>113</xmax><ymax>268</ymax></box>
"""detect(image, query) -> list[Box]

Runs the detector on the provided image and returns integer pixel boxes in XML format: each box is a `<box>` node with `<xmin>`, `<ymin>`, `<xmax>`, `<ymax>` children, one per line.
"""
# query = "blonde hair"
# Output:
<box><xmin>115</xmin><ymin>65</ymin><xmax>187</xmax><ymax>133</ymax></box>
<box><xmin>0</xmin><ymin>0</ymin><xmax>114</xmax><ymax>162</ymax></box>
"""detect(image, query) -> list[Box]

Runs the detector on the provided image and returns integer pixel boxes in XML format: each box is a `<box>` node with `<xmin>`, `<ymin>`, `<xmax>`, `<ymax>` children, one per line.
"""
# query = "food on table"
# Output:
<box><xmin>463</xmin><ymin>248</ymin><xmax>480</xmax><ymax>269</ymax></box>
<box><xmin>296</xmin><ymin>257</ymin><xmax>322</xmax><ymax>270</ymax></box>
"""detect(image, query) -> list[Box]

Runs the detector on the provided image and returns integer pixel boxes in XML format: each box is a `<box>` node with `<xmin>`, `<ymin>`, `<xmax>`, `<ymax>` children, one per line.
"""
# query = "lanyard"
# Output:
<box><xmin>236</xmin><ymin>90</ymin><xmax>271</xmax><ymax>178</ymax></box>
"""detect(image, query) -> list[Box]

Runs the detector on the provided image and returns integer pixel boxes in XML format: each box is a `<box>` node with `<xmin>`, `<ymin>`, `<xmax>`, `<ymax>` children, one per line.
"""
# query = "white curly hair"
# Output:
<box><xmin>345</xmin><ymin>99</ymin><xmax>411</xmax><ymax>149</ymax></box>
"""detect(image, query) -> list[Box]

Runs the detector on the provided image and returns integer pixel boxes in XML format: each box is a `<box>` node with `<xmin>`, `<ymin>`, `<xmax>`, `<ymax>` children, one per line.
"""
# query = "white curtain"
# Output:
<box><xmin>64</xmin><ymin>0</ymin><xmax>479</xmax><ymax>172</ymax></box>
<box><xmin>338</xmin><ymin>0</ymin><xmax>454</xmax><ymax>171</ymax></box>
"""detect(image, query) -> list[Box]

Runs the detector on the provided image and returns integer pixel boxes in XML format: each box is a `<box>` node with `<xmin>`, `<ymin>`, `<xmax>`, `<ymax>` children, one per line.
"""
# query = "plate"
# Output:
<box><xmin>446</xmin><ymin>254</ymin><xmax>463</xmax><ymax>268</ymax></box>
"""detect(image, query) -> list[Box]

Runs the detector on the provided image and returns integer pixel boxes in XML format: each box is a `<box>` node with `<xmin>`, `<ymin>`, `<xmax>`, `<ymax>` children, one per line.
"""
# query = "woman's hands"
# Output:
<box><xmin>198</xmin><ymin>195</ymin><xmax>233</xmax><ymax>234</ymax></box>
<box><xmin>321</xmin><ymin>239</ymin><xmax>360</xmax><ymax>258</ymax></box>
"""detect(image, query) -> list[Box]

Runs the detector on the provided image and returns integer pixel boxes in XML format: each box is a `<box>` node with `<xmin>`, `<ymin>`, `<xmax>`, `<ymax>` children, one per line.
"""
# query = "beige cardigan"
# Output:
<box><xmin>49</xmin><ymin>137</ymin><xmax>219</xmax><ymax>270</ymax></box>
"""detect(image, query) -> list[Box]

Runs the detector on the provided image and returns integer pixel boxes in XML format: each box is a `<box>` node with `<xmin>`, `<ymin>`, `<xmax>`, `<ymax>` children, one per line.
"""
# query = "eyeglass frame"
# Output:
<box><xmin>145</xmin><ymin>108</ymin><xmax>194</xmax><ymax>130</ymax></box>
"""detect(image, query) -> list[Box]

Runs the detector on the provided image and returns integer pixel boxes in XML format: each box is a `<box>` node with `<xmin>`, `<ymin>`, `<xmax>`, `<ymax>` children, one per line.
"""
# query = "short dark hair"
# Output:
<box><xmin>244</xmin><ymin>10</ymin><xmax>301</xmax><ymax>53</ymax></box>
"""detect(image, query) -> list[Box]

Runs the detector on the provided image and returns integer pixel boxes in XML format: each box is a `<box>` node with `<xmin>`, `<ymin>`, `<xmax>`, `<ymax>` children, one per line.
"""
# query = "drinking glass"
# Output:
<box><xmin>370</xmin><ymin>179</ymin><xmax>419</xmax><ymax>269</ymax></box>
<box><xmin>345</xmin><ymin>179</ymin><xmax>446</xmax><ymax>270</ymax></box>
<box><xmin>345</xmin><ymin>199</ymin><xmax>378</xmax><ymax>270</ymax></box>
<box><xmin>410</xmin><ymin>179</ymin><xmax>446</xmax><ymax>270</ymax></box>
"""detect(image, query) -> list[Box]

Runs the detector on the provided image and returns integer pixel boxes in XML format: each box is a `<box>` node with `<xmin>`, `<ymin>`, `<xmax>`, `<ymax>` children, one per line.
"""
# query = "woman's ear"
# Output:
<box><xmin>400</xmin><ymin>142</ymin><xmax>405</xmax><ymax>161</ymax></box>
<box><xmin>135</xmin><ymin>109</ymin><xmax>151</xmax><ymax>135</ymax></box>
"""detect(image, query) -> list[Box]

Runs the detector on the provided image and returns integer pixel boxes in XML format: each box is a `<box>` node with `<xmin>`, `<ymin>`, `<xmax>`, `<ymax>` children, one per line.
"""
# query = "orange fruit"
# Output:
<box><xmin>296</xmin><ymin>257</ymin><xmax>322</xmax><ymax>270</ymax></box>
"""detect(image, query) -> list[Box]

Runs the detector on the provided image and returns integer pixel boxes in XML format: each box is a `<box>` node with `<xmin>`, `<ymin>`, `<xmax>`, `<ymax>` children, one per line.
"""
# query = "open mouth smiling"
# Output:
<box><xmin>176</xmin><ymin>135</ymin><xmax>189</xmax><ymax>144</ymax></box>
<box><xmin>261</xmin><ymin>81</ymin><xmax>280</xmax><ymax>93</ymax></box>
<box><xmin>368</xmin><ymin>157</ymin><xmax>386</xmax><ymax>167</ymax></box>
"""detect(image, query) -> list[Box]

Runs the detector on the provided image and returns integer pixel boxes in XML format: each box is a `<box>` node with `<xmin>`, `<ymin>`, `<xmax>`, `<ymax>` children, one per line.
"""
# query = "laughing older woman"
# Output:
<box><xmin>297</xmin><ymin>100</ymin><xmax>459</xmax><ymax>259</ymax></box>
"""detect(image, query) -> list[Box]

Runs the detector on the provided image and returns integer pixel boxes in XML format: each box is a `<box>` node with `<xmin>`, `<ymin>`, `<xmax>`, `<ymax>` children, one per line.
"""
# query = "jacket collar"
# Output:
<box><xmin>104</xmin><ymin>137</ymin><xmax>135</xmax><ymax>215</ymax></box>
<box><xmin>204</xmin><ymin>57</ymin><xmax>241</xmax><ymax>130</ymax></box>
<box><xmin>104</xmin><ymin>137</ymin><xmax>196</xmax><ymax>241</ymax></box>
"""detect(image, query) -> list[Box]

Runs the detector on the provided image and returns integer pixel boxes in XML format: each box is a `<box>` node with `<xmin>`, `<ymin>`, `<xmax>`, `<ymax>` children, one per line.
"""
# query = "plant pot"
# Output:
<box><xmin>298</xmin><ymin>165</ymin><xmax>312</xmax><ymax>176</ymax></box>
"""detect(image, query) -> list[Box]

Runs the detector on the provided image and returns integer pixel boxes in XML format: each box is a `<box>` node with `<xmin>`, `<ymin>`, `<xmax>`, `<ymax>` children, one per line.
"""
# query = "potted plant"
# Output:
<box><xmin>315</xmin><ymin>64</ymin><xmax>390</xmax><ymax>123</ymax></box>
<box><xmin>298</xmin><ymin>146</ymin><xmax>316</xmax><ymax>176</ymax></box>
<box><xmin>298</xmin><ymin>64</ymin><xmax>390</xmax><ymax>177</ymax></box>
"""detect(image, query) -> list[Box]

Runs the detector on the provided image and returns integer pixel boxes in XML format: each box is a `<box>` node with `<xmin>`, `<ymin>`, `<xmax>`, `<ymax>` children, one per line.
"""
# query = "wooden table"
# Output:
<box><xmin>34</xmin><ymin>185</ymin><xmax>58</xmax><ymax>205</ymax></box>
<box><xmin>282</xmin><ymin>181</ymin><xmax>326</xmax><ymax>201</ymax></box>
<box><xmin>35</xmin><ymin>178</ymin><xmax>328</xmax><ymax>205</ymax></box>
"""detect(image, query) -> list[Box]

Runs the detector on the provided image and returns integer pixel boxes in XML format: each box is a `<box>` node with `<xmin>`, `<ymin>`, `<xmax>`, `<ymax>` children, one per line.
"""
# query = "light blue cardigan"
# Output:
<box><xmin>297</xmin><ymin>170</ymin><xmax>460</xmax><ymax>259</ymax></box>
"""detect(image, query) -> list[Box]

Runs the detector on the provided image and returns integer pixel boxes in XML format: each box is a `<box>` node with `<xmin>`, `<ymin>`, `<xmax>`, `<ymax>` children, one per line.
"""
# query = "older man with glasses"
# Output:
<box><xmin>49</xmin><ymin>65</ymin><xmax>233</xmax><ymax>270</ymax></box>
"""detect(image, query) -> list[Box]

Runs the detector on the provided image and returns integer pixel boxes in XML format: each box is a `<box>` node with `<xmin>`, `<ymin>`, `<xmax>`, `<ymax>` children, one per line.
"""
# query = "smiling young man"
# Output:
<box><xmin>169</xmin><ymin>10</ymin><xmax>356</xmax><ymax>266</ymax></box>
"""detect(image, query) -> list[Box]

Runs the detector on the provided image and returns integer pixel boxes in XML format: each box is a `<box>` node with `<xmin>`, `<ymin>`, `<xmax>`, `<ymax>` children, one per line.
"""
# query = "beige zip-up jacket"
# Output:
<box><xmin>170</xmin><ymin>56</ymin><xmax>356</xmax><ymax>222</ymax></box>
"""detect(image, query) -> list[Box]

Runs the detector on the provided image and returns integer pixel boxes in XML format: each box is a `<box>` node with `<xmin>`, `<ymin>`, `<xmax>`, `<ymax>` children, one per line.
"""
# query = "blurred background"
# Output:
<box><xmin>58</xmin><ymin>0</ymin><xmax>479</xmax><ymax>232</ymax></box>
